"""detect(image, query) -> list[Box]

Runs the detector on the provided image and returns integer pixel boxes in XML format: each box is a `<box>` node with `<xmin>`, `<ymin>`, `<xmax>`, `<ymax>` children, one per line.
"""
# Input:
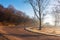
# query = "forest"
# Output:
<box><xmin>0</xmin><ymin>4</ymin><xmax>33</xmax><ymax>26</ymax></box>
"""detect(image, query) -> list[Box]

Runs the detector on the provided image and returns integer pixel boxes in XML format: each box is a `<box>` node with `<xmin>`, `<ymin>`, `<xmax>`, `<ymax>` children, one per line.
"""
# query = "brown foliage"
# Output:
<box><xmin>0</xmin><ymin>5</ymin><xmax>32</xmax><ymax>25</ymax></box>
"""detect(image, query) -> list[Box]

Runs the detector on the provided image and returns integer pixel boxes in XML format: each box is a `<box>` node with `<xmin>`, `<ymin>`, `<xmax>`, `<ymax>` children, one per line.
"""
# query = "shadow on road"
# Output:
<box><xmin>0</xmin><ymin>33</ymin><xmax>10</xmax><ymax>40</ymax></box>
<box><xmin>3</xmin><ymin>33</ymin><xmax>41</xmax><ymax>37</ymax></box>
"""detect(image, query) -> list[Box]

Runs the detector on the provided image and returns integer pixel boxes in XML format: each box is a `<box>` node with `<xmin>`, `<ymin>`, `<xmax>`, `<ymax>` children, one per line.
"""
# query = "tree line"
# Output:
<box><xmin>0</xmin><ymin>4</ymin><xmax>32</xmax><ymax>25</ymax></box>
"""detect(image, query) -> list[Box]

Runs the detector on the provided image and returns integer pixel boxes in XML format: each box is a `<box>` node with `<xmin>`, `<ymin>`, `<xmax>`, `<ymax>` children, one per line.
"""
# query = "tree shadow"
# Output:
<box><xmin>0</xmin><ymin>33</ymin><xmax>10</xmax><ymax>40</ymax></box>
<box><xmin>3</xmin><ymin>33</ymin><xmax>41</xmax><ymax>38</ymax></box>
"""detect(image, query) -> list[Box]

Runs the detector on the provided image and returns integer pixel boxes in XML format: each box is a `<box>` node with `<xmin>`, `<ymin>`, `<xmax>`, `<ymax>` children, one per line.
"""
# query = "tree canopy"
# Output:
<box><xmin>0</xmin><ymin>4</ymin><xmax>32</xmax><ymax>25</ymax></box>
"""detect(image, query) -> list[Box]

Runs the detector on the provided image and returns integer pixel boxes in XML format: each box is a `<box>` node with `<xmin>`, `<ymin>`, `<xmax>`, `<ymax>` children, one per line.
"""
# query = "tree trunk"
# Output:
<box><xmin>39</xmin><ymin>18</ymin><xmax>41</xmax><ymax>30</ymax></box>
<box><xmin>38</xmin><ymin>0</ymin><xmax>41</xmax><ymax>30</ymax></box>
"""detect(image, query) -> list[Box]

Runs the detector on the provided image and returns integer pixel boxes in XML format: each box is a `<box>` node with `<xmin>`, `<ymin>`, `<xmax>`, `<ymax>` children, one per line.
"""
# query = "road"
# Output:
<box><xmin>0</xmin><ymin>26</ymin><xmax>60</xmax><ymax>40</ymax></box>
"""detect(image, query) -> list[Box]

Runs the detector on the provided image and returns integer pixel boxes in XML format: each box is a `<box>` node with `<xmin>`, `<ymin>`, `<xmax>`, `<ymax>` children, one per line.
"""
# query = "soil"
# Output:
<box><xmin>0</xmin><ymin>26</ymin><xmax>60</xmax><ymax>40</ymax></box>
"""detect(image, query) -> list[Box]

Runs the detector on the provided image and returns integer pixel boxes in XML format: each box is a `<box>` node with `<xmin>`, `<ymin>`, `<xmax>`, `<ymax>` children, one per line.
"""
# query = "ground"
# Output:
<box><xmin>25</xmin><ymin>26</ymin><xmax>60</xmax><ymax>36</ymax></box>
<box><xmin>0</xmin><ymin>26</ymin><xmax>60</xmax><ymax>40</ymax></box>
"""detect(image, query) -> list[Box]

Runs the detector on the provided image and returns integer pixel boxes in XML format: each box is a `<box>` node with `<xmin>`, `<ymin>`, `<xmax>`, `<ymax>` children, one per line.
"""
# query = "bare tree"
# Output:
<box><xmin>28</xmin><ymin>0</ymin><xmax>49</xmax><ymax>30</ymax></box>
<box><xmin>51</xmin><ymin>0</ymin><xmax>60</xmax><ymax>26</ymax></box>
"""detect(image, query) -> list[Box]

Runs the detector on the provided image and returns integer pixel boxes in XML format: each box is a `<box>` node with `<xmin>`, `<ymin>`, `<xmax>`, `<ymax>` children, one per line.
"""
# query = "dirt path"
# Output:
<box><xmin>0</xmin><ymin>26</ymin><xmax>60</xmax><ymax>40</ymax></box>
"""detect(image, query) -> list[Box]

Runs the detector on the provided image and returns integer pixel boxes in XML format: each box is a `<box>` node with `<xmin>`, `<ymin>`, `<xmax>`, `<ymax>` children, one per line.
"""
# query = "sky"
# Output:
<box><xmin>0</xmin><ymin>0</ymin><xmax>51</xmax><ymax>18</ymax></box>
<box><xmin>43</xmin><ymin>0</ymin><xmax>58</xmax><ymax>25</ymax></box>
<box><xmin>0</xmin><ymin>0</ymin><xmax>59</xmax><ymax>25</ymax></box>
<box><xmin>0</xmin><ymin>0</ymin><xmax>34</xmax><ymax>17</ymax></box>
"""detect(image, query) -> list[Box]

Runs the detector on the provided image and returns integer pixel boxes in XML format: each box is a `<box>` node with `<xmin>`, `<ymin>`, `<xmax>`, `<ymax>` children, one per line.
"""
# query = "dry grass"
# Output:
<box><xmin>26</xmin><ymin>25</ymin><xmax>60</xmax><ymax>36</ymax></box>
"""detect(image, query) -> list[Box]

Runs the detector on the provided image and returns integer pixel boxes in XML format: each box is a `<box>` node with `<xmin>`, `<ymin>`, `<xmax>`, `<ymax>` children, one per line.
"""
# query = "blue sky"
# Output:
<box><xmin>0</xmin><ymin>0</ymin><xmax>34</xmax><ymax>17</ymax></box>
<box><xmin>0</xmin><ymin>0</ymin><xmax>50</xmax><ymax>17</ymax></box>
<box><xmin>0</xmin><ymin>0</ymin><xmax>58</xmax><ymax>25</ymax></box>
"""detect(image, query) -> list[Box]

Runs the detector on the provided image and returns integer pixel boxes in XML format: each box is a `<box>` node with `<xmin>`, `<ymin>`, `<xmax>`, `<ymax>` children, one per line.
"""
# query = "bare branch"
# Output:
<box><xmin>29</xmin><ymin>0</ymin><xmax>39</xmax><ymax>19</ymax></box>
